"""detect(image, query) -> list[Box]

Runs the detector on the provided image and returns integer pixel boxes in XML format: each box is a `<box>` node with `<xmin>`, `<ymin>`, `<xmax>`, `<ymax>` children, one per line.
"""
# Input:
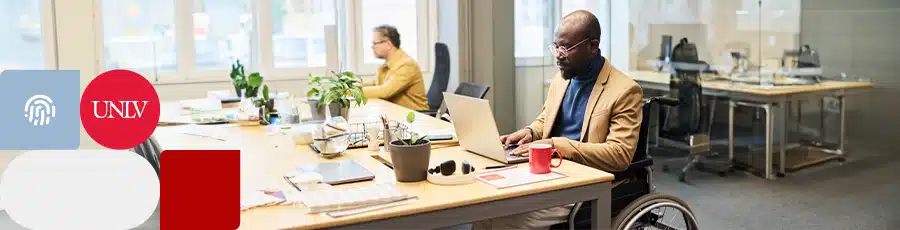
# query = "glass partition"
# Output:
<box><xmin>627</xmin><ymin>0</ymin><xmax>802</xmax><ymax>85</ymax></box>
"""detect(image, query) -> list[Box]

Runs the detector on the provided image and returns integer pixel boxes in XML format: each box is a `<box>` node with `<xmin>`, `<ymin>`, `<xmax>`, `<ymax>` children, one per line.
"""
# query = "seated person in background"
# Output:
<box><xmin>362</xmin><ymin>25</ymin><xmax>429</xmax><ymax>111</ymax></box>
<box><xmin>475</xmin><ymin>10</ymin><xmax>643</xmax><ymax>230</ymax></box>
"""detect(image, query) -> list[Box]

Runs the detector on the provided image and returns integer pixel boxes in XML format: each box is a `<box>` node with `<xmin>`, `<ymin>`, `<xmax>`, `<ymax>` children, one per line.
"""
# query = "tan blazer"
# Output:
<box><xmin>527</xmin><ymin>59</ymin><xmax>643</xmax><ymax>172</ymax></box>
<box><xmin>363</xmin><ymin>49</ymin><xmax>429</xmax><ymax>111</ymax></box>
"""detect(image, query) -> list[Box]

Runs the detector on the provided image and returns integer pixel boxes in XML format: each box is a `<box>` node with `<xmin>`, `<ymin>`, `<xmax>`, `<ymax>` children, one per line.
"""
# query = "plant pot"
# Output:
<box><xmin>389</xmin><ymin>139</ymin><xmax>431</xmax><ymax>182</ymax></box>
<box><xmin>233</xmin><ymin>84</ymin><xmax>243</xmax><ymax>97</ymax></box>
<box><xmin>327</xmin><ymin>103</ymin><xmax>350</xmax><ymax>121</ymax></box>
<box><xmin>257</xmin><ymin>99</ymin><xmax>276</xmax><ymax>125</ymax></box>
<box><xmin>308</xmin><ymin>99</ymin><xmax>350</xmax><ymax>121</ymax></box>
<box><xmin>308</xmin><ymin>98</ymin><xmax>328</xmax><ymax>120</ymax></box>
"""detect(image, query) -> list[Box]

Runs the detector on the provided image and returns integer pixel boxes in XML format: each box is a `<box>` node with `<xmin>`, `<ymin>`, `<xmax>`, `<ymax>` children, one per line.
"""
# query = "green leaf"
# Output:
<box><xmin>262</xmin><ymin>85</ymin><xmax>270</xmax><ymax>101</ymax></box>
<box><xmin>307</xmin><ymin>88</ymin><xmax>319</xmax><ymax>98</ymax></box>
<box><xmin>248</xmin><ymin>72</ymin><xmax>263</xmax><ymax>87</ymax></box>
<box><xmin>406</xmin><ymin>112</ymin><xmax>416</xmax><ymax>123</ymax></box>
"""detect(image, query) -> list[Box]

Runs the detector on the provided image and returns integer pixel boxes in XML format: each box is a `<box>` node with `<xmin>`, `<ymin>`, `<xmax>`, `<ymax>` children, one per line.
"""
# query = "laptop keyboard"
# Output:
<box><xmin>504</xmin><ymin>146</ymin><xmax>526</xmax><ymax>160</ymax></box>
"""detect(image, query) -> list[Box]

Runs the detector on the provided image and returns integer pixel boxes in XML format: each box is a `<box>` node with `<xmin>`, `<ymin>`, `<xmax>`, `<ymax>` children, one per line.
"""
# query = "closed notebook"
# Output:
<box><xmin>295</xmin><ymin>160</ymin><xmax>375</xmax><ymax>185</ymax></box>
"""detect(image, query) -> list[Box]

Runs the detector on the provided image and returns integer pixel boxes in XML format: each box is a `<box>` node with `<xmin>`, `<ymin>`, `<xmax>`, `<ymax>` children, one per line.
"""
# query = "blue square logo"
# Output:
<box><xmin>0</xmin><ymin>70</ymin><xmax>80</xmax><ymax>150</ymax></box>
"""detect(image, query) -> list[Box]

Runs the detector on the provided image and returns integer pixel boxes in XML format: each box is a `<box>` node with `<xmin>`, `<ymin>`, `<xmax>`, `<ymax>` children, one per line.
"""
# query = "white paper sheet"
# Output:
<box><xmin>476</xmin><ymin>167</ymin><xmax>566</xmax><ymax>189</ymax></box>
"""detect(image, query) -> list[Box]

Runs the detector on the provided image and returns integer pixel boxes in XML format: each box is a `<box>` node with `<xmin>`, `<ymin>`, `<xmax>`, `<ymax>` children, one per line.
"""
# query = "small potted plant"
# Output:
<box><xmin>306</xmin><ymin>70</ymin><xmax>367</xmax><ymax>120</ymax></box>
<box><xmin>389</xmin><ymin>112</ymin><xmax>431</xmax><ymax>182</ymax></box>
<box><xmin>253</xmin><ymin>84</ymin><xmax>274</xmax><ymax>125</ymax></box>
<box><xmin>230</xmin><ymin>60</ymin><xmax>262</xmax><ymax>98</ymax></box>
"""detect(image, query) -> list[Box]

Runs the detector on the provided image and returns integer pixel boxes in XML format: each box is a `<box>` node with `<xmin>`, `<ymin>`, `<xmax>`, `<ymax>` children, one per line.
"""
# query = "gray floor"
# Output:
<box><xmin>2</xmin><ymin>144</ymin><xmax>896</xmax><ymax>230</ymax></box>
<box><xmin>652</xmin><ymin>141</ymin><xmax>900</xmax><ymax>230</ymax></box>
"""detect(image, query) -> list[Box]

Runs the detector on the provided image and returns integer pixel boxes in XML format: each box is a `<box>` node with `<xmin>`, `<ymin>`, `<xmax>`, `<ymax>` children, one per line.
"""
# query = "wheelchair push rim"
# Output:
<box><xmin>614</xmin><ymin>192</ymin><xmax>699</xmax><ymax>230</ymax></box>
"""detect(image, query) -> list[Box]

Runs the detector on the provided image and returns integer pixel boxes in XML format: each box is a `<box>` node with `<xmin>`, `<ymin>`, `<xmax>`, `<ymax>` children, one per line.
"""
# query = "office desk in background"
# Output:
<box><xmin>153</xmin><ymin>99</ymin><xmax>614</xmax><ymax>229</ymax></box>
<box><xmin>628</xmin><ymin>71</ymin><xmax>873</xmax><ymax>180</ymax></box>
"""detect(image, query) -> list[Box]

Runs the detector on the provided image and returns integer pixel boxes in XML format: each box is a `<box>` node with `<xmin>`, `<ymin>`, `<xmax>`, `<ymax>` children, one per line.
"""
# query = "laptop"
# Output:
<box><xmin>442</xmin><ymin>93</ymin><xmax>528</xmax><ymax>164</ymax></box>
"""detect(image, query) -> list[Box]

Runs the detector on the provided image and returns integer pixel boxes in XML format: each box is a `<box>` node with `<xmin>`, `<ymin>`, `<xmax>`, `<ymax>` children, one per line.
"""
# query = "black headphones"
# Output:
<box><xmin>428</xmin><ymin>160</ymin><xmax>475</xmax><ymax>176</ymax></box>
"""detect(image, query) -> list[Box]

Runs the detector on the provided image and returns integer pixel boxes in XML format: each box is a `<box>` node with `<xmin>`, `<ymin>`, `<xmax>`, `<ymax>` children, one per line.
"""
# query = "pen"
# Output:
<box><xmin>485</xmin><ymin>165</ymin><xmax>515</xmax><ymax>170</ymax></box>
<box><xmin>284</xmin><ymin>176</ymin><xmax>303</xmax><ymax>192</ymax></box>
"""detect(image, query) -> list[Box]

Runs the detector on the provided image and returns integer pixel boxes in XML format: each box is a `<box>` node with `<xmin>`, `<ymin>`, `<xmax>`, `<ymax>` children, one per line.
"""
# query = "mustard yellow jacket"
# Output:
<box><xmin>362</xmin><ymin>49</ymin><xmax>429</xmax><ymax>111</ymax></box>
<box><xmin>527</xmin><ymin>58</ymin><xmax>644</xmax><ymax>173</ymax></box>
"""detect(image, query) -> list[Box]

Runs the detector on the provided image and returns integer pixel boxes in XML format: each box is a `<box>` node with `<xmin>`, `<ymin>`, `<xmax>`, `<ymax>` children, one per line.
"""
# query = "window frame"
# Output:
<box><xmin>42</xmin><ymin>0</ymin><xmax>58</xmax><ymax>69</ymax></box>
<box><xmin>92</xmin><ymin>0</ymin><xmax>437</xmax><ymax>84</ymax></box>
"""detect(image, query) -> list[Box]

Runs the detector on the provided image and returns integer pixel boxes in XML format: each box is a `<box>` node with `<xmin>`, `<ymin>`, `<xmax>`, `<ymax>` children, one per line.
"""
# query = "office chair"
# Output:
<box><xmin>132</xmin><ymin>135</ymin><xmax>162</xmax><ymax>177</ymax></box>
<box><xmin>657</xmin><ymin>64</ymin><xmax>732</xmax><ymax>182</ymax></box>
<box><xmin>434</xmin><ymin>82</ymin><xmax>490</xmax><ymax>121</ymax></box>
<box><xmin>549</xmin><ymin>97</ymin><xmax>699</xmax><ymax>230</ymax></box>
<box><xmin>422</xmin><ymin>43</ymin><xmax>451</xmax><ymax>116</ymax></box>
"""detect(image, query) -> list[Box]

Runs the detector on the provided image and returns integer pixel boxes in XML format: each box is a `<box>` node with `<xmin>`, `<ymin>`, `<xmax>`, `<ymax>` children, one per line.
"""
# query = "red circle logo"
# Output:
<box><xmin>80</xmin><ymin>70</ymin><xmax>160</xmax><ymax>150</ymax></box>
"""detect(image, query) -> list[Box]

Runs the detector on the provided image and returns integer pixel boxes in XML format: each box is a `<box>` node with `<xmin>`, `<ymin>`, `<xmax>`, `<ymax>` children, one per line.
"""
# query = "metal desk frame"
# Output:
<box><xmin>638</xmin><ymin>80</ymin><xmax>865</xmax><ymax>180</ymax></box>
<box><xmin>335</xmin><ymin>182</ymin><xmax>612</xmax><ymax>230</ymax></box>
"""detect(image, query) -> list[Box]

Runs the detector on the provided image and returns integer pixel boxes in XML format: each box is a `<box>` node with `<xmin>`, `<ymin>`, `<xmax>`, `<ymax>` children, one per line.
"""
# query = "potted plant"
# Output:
<box><xmin>253</xmin><ymin>84</ymin><xmax>274</xmax><ymax>125</ymax></box>
<box><xmin>306</xmin><ymin>70</ymin><xmax>367</xmax><ymax>120</ymax></box>
<box><xmin>389</xmin><ymin>112</ymin><xmax>431</xmax><ymax>182</ymax></box>
<box><xmin>230</xmin><ymin>60</ymin><xmax>262</xmax><ymax>98</ymax></box>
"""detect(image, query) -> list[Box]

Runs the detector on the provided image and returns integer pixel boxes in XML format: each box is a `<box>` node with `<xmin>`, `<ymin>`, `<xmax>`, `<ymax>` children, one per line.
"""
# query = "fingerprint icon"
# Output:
<box><xmin>24</xmin><ymin>94</ymin><xmax>56</xmax><ymax>126</ymax></box>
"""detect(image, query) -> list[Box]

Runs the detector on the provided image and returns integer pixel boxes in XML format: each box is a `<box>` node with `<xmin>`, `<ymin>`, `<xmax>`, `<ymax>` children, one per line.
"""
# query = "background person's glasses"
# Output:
<box><xmin>548</xmin><ymin>38</ymin><xmax>589</xmax><ymax>58</ymax></box>
<box><xmin>372</xmin><ymin>40</ymin><xmax>388</xmax><ymax>46</ymax></box>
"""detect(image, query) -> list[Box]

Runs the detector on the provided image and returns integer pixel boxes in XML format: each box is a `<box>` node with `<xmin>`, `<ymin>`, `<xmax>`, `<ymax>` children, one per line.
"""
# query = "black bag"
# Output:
<box><xmin>671</xmin><ymin>38</ymin><xmax>700</xmax><ymax>64</ymax></box>
<box><xmin>797</xmin><ymin>44</ymin><xmax>820</xmax><ymax>68</ymax></box>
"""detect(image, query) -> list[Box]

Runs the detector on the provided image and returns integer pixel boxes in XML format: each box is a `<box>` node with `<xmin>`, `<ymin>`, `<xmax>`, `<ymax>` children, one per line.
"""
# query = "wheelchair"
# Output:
<box><xmin>550</xmin><ymin>97</ymin><xmax>699</xmax><ymax>230</ymax></box>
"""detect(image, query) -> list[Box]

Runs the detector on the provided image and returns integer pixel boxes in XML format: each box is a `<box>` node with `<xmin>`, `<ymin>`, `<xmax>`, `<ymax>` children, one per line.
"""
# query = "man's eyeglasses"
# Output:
<box><xmin>548</xmin><ymin>38</ymin><xmax>590</xmax><ymax>58</ymax></box>
<box><xmin>372</xmin><ymin>40</ymin><xmax>388</xmax><ymax>46</ymax></box>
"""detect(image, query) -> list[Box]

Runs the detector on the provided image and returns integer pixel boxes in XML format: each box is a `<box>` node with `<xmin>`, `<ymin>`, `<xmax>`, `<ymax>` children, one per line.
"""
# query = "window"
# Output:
<box><xmin>514</xmin><ymin>0</ymin><xmax>612</xmax><ymax>63</ymax></box>
<box><xmin>193</xmin><ymin>0</ymin><xmax>253</xmax><ymax>70</ymax></box>
<box><xmin>0</xmin><ymin>0</ymin><xmax>47</xmax><ymax>70</ymax></box>
<box><xmin>560</xmin><ymin>0</ymin><xmax>611</xmax><ymax>57</ymax></box>
<box><xmin>514</xmin><ymin>0</ymin><xmax>549</xmax><ymax>58</ymax></box>
<box><xmin>272</xmin><ymin>0</ymin><xmax>335</xmax><ymax>68</ymax></box>
<box><xmin>94</xmin><ymin>0</ymin><xmax>435</xmax><ymax>82</ymax></box>
<box><xmin>359</xmin><ymin>0</ymin><xmax>419</xmax><ymax>64</ymax></box>
<box><xmin>101</xmin><ymin>0</ymin><xmax>177</xmax><ymax>74</ymax></box>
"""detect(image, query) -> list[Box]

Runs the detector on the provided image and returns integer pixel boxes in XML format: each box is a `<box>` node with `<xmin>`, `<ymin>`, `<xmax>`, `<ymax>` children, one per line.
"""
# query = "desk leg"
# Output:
<box><xmin>779</xmin><ymin>102</ymin><xmax>787</xmax><ymax>177</ymax></box>
<box><xmin>764</xmin><ymin>104</ymin><xmax>775</xmax><ymax>180</ymax></box>
<box><xmin>591</xmin><ymin>189</ymin><xmax>612</xmax><ymax>230</ymax></box>
<box><xmin>838</xmin><ymin>96</ymin><xmax>846</xmax><ymax>157</ymax></box>
<box><xmin>729</xmin><ymin>101</ymin><xmax>735</xmax><ymax>163</ymax></box>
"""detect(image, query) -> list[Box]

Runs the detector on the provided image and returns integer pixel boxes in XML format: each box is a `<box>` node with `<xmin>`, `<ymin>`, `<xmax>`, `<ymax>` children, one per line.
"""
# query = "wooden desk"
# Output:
<box><xmin>153</xmin><ymin>99</ymin><xmax>614</xmax><ymax>229</ymax></box>
<box><xmin>627</xmin><ymin>70</ymin><xmax>873</xmax><ymax>179</ymax></box>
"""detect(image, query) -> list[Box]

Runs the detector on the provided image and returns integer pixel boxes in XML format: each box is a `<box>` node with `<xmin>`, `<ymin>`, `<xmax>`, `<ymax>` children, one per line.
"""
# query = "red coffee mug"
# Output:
<box><xmin>529</xmin><ymin>143</ymin><xmax>563</xmax><ymax>174</ymax></box>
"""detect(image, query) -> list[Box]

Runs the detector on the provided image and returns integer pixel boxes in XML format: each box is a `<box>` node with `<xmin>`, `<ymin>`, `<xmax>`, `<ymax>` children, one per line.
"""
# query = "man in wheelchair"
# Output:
<box><xmin>475</xmin><ymin>10</ymin><xmax>698</xmax><ymax>230</ymax></box>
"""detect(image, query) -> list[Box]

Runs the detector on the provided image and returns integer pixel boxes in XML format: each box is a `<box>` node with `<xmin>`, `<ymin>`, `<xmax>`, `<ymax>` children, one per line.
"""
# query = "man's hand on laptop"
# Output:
<box><xmin>500</xmin><ymin>128</ymin><xmax>533</xmax><ymax>149</ymax></box>
<box><xmin>509</xmin><ymin>139</ymin><xmax>553</xmax><ymax>157</ymax></box>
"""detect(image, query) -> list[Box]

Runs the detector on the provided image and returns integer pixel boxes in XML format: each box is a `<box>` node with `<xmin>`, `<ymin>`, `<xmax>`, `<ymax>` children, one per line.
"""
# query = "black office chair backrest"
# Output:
<box><xmin>427</xmin><ymin>42</ymin><xmax>451</xmax><ymax>111</ymax></box>
<box><xmin>454</xmin><ymin>82</ymin><xmax>490</xmax><ymax>99</ymax></box>
<box><xmin>132</xmin><ymin>135</ymin><xmax>162</xmax><ymax>177</ymax></box>
<box><xmin>435</xmin><ymin>82</ymin><xmax>491</xmax><ymax>119</ymax></box>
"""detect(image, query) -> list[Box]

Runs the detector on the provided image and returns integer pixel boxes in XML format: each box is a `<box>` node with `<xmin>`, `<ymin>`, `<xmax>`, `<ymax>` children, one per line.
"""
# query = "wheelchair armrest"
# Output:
<box><xmin>612</xmin><ymin>158</ymin><xmax>654</xmax><ymax>181</ymax></box>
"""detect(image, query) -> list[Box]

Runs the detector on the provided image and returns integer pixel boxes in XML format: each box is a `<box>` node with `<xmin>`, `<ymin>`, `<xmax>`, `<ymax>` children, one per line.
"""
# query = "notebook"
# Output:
<box><xmin>298</xmin><ymin>183</ymin><xmax>413</xmax><ymax>214</ymax></box>
<box><xmin>295</xmin><ymin>160</ymin><xmax>375</xmax><ymax>185</ymax></box>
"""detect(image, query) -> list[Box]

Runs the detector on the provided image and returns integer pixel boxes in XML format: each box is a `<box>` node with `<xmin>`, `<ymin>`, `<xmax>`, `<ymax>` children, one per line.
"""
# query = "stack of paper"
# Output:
<box><xmin>298</xmin><ymin>184</ymin><xmax>414</xmax><ymax>214</ymax></box>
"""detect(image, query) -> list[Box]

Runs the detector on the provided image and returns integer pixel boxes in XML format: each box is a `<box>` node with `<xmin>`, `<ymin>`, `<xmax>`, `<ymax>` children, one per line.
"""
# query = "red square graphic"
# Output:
<box><xmin>160</xmin><ymin>150</ymin><xmax>240</xmax><ymax>230</ymax></box>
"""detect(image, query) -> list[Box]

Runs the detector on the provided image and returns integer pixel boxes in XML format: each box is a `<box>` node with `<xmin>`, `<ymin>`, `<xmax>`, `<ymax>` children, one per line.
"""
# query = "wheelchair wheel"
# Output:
<box><xmin>613</xmin><ymin>192</ymin><xmax>699</xmax><ymax>230</ymax></box>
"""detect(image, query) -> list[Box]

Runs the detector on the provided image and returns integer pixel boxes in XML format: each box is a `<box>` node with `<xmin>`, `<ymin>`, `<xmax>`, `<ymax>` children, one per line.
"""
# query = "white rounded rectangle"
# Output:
<box><xmin>1</xmin><ymin>150</ymin><xmax>159</xmax><ymax>230</ymax></box>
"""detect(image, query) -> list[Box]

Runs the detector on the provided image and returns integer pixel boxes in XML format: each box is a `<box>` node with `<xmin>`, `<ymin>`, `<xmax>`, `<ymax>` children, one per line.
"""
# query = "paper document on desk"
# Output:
<box><xmin>477</xmin><ymin>167</ymin><xmax>566</xmax><ymax>189</ymax></box>
<box><xmin>326</xmin><ymin>196</ymin><xmax>418</xmax><ymax>218</ymax></box>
